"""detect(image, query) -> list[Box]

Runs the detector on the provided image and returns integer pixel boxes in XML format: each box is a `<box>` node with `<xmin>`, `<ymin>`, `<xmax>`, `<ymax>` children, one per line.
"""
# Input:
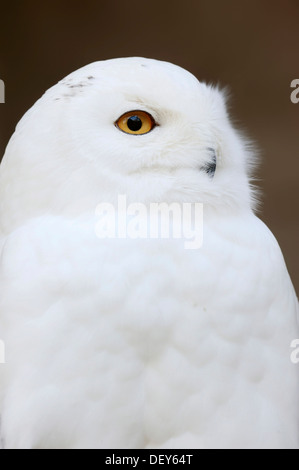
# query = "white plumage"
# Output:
<box><xmin>0</xmin><ymin>57</ymin><xmax>298</xmax><ymax>449</ymax></box>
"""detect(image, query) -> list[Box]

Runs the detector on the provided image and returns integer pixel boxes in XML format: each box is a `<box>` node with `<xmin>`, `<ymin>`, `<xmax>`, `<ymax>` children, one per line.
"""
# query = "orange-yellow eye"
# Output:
<box><xmin>115</xmin><ymin>110</ymin><xmax>156</xmax><ymax>135</ymax></box>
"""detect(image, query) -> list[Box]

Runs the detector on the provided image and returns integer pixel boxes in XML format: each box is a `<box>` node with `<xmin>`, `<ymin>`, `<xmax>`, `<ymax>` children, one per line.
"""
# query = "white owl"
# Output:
<box><xmin>0</xmin><ymin>58</ymin><xmax>298</xmax><ymax>449</ymax></box>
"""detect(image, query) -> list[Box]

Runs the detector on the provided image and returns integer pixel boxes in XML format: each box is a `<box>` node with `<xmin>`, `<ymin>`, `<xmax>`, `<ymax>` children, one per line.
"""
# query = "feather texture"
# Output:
<box><xmin>0</xmin><ymin>58</ymin><xmax>298</xmax><ymax>449</ymax></box>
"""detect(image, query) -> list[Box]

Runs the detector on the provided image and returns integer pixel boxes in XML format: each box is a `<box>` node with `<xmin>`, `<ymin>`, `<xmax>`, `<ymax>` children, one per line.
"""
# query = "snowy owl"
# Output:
<box><xmin>0</xmin><ymin>57</ymin><xmax>298</xmax><ymax>449</ymax></box>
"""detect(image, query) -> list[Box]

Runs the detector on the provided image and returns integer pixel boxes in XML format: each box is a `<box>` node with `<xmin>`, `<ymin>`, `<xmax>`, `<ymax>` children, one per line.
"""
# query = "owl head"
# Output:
<box><xmin>0</xmin><ymin>57</ymin><xmax>257</xmax><ymax>231</ymax></box>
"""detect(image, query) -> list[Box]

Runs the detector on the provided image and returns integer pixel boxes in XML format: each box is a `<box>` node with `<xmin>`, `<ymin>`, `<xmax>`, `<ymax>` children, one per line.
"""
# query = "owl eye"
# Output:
<box><xmin>115</xmin><ymin>110</ymin><xmax>156</xmax><ymax>135</ymax></box>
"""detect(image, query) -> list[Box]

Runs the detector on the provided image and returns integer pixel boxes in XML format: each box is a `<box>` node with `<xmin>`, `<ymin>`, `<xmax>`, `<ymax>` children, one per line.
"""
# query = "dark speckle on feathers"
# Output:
<box><xmin>58</xmin><ymin>77</ymin><xmax>95</xmax><ymax>99</ymax></box>
<box><xmin>68</xmin><ymin>84</ymin><xmax>85</xmax><ymax>88</ymax></box>
<box><xmin>202</xmin><ymin>148</ymin><xmax>217</xmax><ymax>178</ymax></box>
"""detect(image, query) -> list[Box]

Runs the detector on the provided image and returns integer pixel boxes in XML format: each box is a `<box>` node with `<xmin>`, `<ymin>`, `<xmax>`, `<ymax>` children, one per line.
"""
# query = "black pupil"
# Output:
<box><xmin>127</xmin><ymin>116</ymin><xmax>142</xmax><ymax>132</ymax></box>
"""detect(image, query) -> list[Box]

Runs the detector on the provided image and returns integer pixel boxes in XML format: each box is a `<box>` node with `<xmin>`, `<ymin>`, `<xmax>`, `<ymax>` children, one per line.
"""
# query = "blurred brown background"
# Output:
<box><xmin>0</xmin><ymin>0</ymin><xmax>298</xmax><ymax>292</ymax></box>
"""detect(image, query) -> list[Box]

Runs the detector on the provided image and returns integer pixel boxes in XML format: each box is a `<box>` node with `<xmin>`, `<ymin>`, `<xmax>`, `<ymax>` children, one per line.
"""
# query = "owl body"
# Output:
<box><xmin>0</xmin><ymin>58</ymin><xmax>298</xmax><ymax>449</ymax></box>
